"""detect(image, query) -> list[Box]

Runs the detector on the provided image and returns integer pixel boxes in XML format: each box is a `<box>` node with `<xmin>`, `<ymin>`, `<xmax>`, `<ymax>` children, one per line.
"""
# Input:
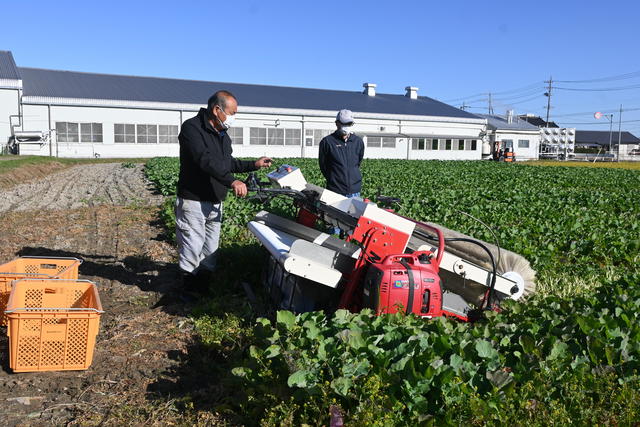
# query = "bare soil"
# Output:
<box><xmin>0</xmin><ymin>163</ymin><xmax>211</xmax><ymax>426</ymax></box>
<box><xmin>0</xmin><ymin>163</ymin><xmax>162</xmax><ymax>212</ymax></box>
<box><xmin>0</xmin><ymin>162</ymin><xmax>68</xmax><ymax>190</ymax></box>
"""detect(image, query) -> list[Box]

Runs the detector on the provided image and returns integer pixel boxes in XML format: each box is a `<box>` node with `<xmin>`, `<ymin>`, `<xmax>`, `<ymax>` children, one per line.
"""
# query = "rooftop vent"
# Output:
<box><xmin>405</xmin><ymin>86</ymin><xmax>419</xmax><ymax>99</ymax></box>
<box><xmin>363</xmin><ymin>83</ymin><xmax>377</xmax><ymax>96</ymax></box>
<box><xmin>506</xmin><ymin>109</ymin><xmax>514</xmax><ymax>124</ymax></box>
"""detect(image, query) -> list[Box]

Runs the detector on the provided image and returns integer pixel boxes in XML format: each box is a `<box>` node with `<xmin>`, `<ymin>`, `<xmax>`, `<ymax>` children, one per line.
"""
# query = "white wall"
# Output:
<box><xmin>618</xmin><ymin>144</ymin><xmax>640</xmax><ymax>161</ymax></box>
<box><xmin>20</xmin><ymin>104</ymin><xmax>183</xmax><ymax>158</ymax></box>
<box><xmin>0</xmin><ymin>88</ymin><xmax>20</xmax><ymax>147</ymax></box>
<box><xmin>17</xmin><ymin>102</ymin><xmax>487</xmax><ymax>160</ymax></box>
<box><xmin>495</xmin><ymin>131</ymin><xmax>540</xmax><ymax>161</ymax></box>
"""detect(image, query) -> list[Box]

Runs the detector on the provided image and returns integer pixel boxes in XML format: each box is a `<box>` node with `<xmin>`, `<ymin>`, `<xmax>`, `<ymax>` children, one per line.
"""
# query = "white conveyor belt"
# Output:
<box><xmin>248</xmin><ymin>221</ymin><xmax>343</xmax><ymax>288</ymax></box>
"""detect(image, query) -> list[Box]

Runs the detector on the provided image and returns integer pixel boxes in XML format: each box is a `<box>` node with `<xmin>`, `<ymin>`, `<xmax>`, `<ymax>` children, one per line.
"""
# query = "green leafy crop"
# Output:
<box><xmin>145</xmin><ymin>157</ymin><xmax>640</xmax><ymax>425</ymax></box>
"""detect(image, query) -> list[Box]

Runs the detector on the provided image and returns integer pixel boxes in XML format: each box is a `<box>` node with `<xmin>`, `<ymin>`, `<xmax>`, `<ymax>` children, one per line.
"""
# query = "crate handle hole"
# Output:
<box><xmin>40</xmin><ymin>264</ymin><xmax>58</xmax><ymax>269</ymax></box>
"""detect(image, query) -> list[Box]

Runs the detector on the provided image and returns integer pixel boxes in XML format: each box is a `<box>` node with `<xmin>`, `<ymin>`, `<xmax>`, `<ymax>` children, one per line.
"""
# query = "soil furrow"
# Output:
<box><xmin>0</xmin><ymin>162</ymin><xmax>187</xmax><ymax>426</ymax></box>
<box><xmin>0</xmin><ymin>163</ymin><xmax>163</xmax><ymax>213</ymax></box>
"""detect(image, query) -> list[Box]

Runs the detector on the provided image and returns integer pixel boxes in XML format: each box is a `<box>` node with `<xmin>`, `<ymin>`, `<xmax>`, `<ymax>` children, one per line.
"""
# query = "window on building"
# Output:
<box><xmin>56</xmin><ymin>122</ymin><xmax>80</xmax><ymax>142</ymax></box>
<box><xmin>250</xmin><ymin>127</ymin><xmax>301</xmax><ymax>145</ymax></box>
<box><xmin>305</xmin><ymin>129</ymin><xmax>314</xmax><ymax>146</ymax></box>
<box><xmin>249</xmin><ymin>127</ymin><xmax>267</xmax><ymax>145</ymax></box>
<box><xmin>412</xmin><ymin>138</ymin><xmax>441</xmax><ymax>150</ymax></box>
<box><xmin>158</xmin><ymin>125</ymin><xmax>179</xmax><ymax>143</ymax></box>
<box><xmin>136</xmin><ymin>124</ymin><xmax>158</xmax><ymax>144</ymax></box>
<box><xmin>503</xmin><ymin>139</ymin><xmax>514</xmax><ymax>149</ymax></box>
<box><xmin>457</xmin><ymin>139</ymin><xmax>465</xmax><ymax>150</ymax></box>
<box><xmin>471</xmin><ymin>139</ymin><xmax>477</xmax><ymax>150</ymax></box>
<box><xmin>518</xmin><ymin>139</ymin><xmax>530</xmax><ymax>148</ymax></box>
<box><xmin>367</xmin><ymin>136</ymin><xmax>396</xmax><ymax>148</ymax></box>
<box><xmin>285</xmin><ymin>129</ymin><xmax>301</xmax><ymax>146</ymax></box>
<box><xmin>367</xmin><ymin>136</ymin><xmax>381</xmax><ymax>148</ymax></box>
<box><xmin>267</xmin><ymin>128</ymin><xmax>284</xmax><ymax>145</ymax></box>
<box><xmin>382</xmin><ymin>137</ymin><xmax>396</xmax><ymax>148</ymax></box>
<box><xmin>114</xmin><ymin>124</ymin><xmax>136</xmax><ymax>143</ymax></box>
<box><xmin>316</xmin><ymin>130</ymin><xmax>331</xmax><ymax>144</ymax></box>
<box><xmin>445</xmin><ymin>139</ymin><xmax>452</xmax><ymax>150</ymax></box>
<box><xmin>78</xmin><ymin>123</ymin><xmax>103</xmax><ymax>142</ymax></box>
<box><xmin>227</xmin><ymin>127</ymin><xmax>243</xmax><ymax>144</ymax></box>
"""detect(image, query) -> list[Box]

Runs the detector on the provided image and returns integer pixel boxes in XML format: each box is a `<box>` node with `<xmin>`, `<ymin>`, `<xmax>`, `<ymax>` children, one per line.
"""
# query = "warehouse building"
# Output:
<box><xmin>479</xmin><ymin>112</ymin><xmax>541</xmax><ymax>160</ymax></box>
<box><xmin>575</xmin><ymin>130</ymin><xmax>640</xmax><ymax>160</ymax></box>
<box><xmin>0</xmin><ymin>50</ymin><xmax>488</xmax><ymax>160</ymax></box>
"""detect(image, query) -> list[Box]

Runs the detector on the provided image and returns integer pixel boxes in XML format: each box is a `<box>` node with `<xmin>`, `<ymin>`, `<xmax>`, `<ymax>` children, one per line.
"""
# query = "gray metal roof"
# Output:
<box><xmin>18</xmin><ymin>66</ymin><xmax>478</xmax><ymax>119</ymax></box>
<box><xmin>479</xmin><ymin>114</ymin><xmax>540</xmax><ymax>131</ymax></box>
<box><xmin>0</xmin><ymin>51</ymin><xmax>20</xmax><ymax>80</ymax></box>
<box><xmin>576</xmin><ymin>130</ymin><xmax>640</xmax><ymax>145</ymax></box>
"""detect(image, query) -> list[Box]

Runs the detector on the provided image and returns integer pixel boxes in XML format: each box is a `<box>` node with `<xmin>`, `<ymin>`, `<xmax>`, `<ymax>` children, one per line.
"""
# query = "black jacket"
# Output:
<box><xmin>177</xmin><ymin>108</ymin><xmax>257</xmax><ymax>202</ymax></box>
<box><xmin>318</xmin><ymin>131</ymin><xmax>365</xmax><ymax>195</ymax></box>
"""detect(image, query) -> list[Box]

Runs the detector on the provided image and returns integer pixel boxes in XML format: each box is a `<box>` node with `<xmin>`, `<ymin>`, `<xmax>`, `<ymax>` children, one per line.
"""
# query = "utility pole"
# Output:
<box><xmin>544</xmin><ymin>75</ymin><xmax>553</xmax><ymax>126</ymax></box>
<box><xmin>460</xmin><ymin>101</ymin><xmax>467</xmax><ymax>111</ymax></box>
<box><xmin>487</xmin><ymin>93</ymin><xmax>493</xmax><ymax>114</ymax></box>
<box><xmin>608</xmin><ymin>114</ymin><xmax>613</xmax><ymax>154</ymax></box>
<box><xmin>617</xmin><ymin>104</ymin><xmax>623</xmax><ymax>161</ymax></box>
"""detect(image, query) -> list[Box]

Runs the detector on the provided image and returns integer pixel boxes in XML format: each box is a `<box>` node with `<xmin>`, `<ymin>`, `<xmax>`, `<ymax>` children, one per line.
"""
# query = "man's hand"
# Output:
<box><xmin>231</xmin><ymin>180</ymin><xmax>248</xmax><ymax>198</ymax></box>
<box><xmin>255</xmin><ymin>156</ymin><xmax>272</xmax><ymax>169</ymax></box>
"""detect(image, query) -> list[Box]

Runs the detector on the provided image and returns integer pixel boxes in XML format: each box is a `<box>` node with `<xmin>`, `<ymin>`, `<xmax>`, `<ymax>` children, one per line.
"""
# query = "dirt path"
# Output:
<box><xmin>0</xmin><ymin>163</ymin><xmax>163</xmax><ymax>212</ymax></box>
<box><xmin>0</xmin><ymin>164</ymin><xmax>204</xmax><ymax>425</ymax></box>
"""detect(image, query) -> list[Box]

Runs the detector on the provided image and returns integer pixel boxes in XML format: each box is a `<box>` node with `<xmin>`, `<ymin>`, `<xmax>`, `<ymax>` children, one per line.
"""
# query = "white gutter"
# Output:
<box><xmin>22</xmin><ymin>96</ymin><xmax>486</xmax><ymax>125</ymax></box>
<box><xmin>0</xmin><ymin>78</ymin><xmax>22</xmax><ymax>89</ymax></box>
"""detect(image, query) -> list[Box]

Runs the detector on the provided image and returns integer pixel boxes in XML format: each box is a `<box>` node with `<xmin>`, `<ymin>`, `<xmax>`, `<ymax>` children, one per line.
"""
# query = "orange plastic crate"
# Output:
<box><xmin>5</xmin><ymin>279</ymin><xmax>103</xmax><ymax>372</ymax></box>
<box><xmin>0</xmin><ymin>257</ymin><xmax>82</xmax><ymax>326</ymax></box>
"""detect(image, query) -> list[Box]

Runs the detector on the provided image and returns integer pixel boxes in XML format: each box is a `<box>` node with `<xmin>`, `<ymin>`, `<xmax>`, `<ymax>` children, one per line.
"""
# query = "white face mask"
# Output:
<box><xmin>222</xmin><ymin>113</ymin><xmax>236</xmax><ymax>130</ymax></box>
<box><xmin>216</xmin><ymin>106</ymin><xmax>236</xmax><ymax>130</ymax></box>
<box><xmin>340</xmin><ymin>125</ymin><xmax>353</xmax><ymax>135</ymax></box>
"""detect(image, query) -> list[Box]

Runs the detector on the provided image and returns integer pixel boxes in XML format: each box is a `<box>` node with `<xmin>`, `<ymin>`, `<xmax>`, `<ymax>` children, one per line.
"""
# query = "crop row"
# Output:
<box><xmin>145</xmin><ymin>157</ymin><xmax>640</xmax><ymax>424</ymax></box>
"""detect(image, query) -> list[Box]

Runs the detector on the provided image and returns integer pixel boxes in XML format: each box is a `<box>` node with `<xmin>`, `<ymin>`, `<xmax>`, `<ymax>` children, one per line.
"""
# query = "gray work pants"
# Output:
<box><xmin>175</xmin><ymin>197</ymin><xmax>223</xmax><ymax>274</ymax></box>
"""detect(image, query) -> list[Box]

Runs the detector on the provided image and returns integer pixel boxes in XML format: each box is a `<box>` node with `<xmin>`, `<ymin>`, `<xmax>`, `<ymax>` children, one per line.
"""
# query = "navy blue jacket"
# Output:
<box><xmin>318</xmin><ymin>131</ymin><xmax>365</xmax><ymax>195</ymax></box>
<box><xmin>178</xmin><ymin>108</ymin><xmax>257</xmax><ymax>202</ymax></box>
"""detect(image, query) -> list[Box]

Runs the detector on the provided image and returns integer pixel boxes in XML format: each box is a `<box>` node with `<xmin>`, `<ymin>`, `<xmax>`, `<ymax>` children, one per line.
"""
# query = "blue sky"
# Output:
<box><xmin>3</xmin><ymin>0</ymin><xmax>640</xmax><ymax>132</ymax></box>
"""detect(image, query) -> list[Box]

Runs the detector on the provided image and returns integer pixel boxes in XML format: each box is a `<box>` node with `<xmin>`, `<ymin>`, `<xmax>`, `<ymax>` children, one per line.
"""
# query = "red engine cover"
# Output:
<box><xmin>363</xmin><ymin>252</ymin><xmax>443</xmax><ymax>318</ymax></box>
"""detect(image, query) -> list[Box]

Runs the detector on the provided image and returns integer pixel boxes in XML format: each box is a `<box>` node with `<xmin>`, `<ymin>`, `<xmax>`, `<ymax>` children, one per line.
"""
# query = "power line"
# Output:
<box><xmin>559</xmin><ymin>118</ymin><xmax>640</xmax><ymax>125</ymax></box>
<box><xmin>443</xmin><ymin>92</ymin><xmax>487</xmax><ymax>103</ymax></box>
<box><xmin>553</xmin><ymin>83</ymin><xmax>640</xmax><ymax>92</ymax></box>
<box><xmin>493</xmin><ymin>94</ymin><xmax>544</xmax><ymax>107</ymax></box>
<box><xmin>553</xmin><ymin>106</ymin><xmax>640</xmax><ymax>117</ymax></box>
<box><xmin>555</xmin><ymin>70</ymin><xmax>640</xmax><ymax>84</ymax></box>
<box><xmin>442</xmin><ymin>81</ymin><xmax>542</xmax><ymax>103</ymax></box>
<box><xmin>492</xmin><ymin>87</ymin><xmax>544</xmax><ymax>102</ymax></box>
<box><xmin>505</xmin><ymin>94</ymin><xmax>545</xmax><ymax>106</ymax></box>
<box><xmin>490</xmin><ymin>82</ymin><xmax>543</xmax><ymax>95</ymax></box>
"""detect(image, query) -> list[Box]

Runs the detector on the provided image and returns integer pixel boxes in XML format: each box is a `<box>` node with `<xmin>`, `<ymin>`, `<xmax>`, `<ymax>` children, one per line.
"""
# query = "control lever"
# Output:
<box><xmin>244</xmin><ymin>172</ymin><xmax>271</xmax><ymax>192</ymax></box>
<box><xmin>375</xmin><ymin>188</ymin><xmax>402</xmax><ymax>209</ymax></box>
<box><xmin>244</xmin><ymin>171</ymin><xmax>308</xmax><ymax>203</ymax></box>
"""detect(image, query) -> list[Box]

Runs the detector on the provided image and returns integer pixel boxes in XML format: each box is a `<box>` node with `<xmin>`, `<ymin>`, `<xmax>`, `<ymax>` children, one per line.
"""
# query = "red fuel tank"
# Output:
<box><xmin>362</xmin><ymin>252</ymin><xmax>443</xmax><ymax>318</ymax></box>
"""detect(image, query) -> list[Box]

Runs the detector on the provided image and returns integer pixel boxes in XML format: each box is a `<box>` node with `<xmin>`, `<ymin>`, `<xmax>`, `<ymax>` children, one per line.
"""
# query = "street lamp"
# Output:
<box><xmin>594</xmin><ymin>112</ymin><xmax>614</xmax><ymax>156</ymax></box>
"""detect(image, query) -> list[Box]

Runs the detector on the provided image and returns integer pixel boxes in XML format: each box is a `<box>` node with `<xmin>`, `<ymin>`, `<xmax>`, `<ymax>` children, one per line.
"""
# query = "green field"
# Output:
<box><xmin>146</xmin><ymin>158</ymin><xmax>640</xmax><ymax>425</ymax></box>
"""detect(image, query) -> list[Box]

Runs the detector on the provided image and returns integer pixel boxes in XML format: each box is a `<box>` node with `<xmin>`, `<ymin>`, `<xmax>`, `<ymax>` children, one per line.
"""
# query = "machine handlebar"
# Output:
<box><xmin>402</xmin><ymin>219</ymin><xmax>446</xmax><ymax>265</ymax></box>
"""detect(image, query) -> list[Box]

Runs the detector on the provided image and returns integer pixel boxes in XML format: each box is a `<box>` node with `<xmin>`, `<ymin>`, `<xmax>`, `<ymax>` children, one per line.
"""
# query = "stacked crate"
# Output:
<box><xmin>0</xmin><ymin>257</ymin><xmax>103</xmax><ymax>372</ymax></box>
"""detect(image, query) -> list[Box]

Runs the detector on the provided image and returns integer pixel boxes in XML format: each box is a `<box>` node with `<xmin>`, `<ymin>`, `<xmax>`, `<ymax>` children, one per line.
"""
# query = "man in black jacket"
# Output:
<box><xmin>318</xmin><ymin>109</ymin><xmax>365</xmax><ymax>197</ymax></box>
<box><xmin>176</xmin><ymin>90</ymin><xmax>271</xmax><ymax>293</ymax></box>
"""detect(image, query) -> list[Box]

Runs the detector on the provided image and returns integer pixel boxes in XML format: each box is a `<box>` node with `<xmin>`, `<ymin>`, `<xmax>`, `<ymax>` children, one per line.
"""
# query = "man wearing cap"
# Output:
<box><xmin>318</xmin><ymin>109</ymin><xmax>365</xmax><ymax>199</ymax></box>
<box><xmin>176</xmin><ymin>90</ymin><xmax>271</xmax><ymax>296</ymax></box>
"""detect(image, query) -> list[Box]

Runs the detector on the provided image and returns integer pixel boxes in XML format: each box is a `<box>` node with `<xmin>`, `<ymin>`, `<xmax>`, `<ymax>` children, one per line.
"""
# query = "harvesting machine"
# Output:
<box><xmin>246</xmin><ymin>165</ymin><xmax>535</xmax><ymax>322</ymax></box>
